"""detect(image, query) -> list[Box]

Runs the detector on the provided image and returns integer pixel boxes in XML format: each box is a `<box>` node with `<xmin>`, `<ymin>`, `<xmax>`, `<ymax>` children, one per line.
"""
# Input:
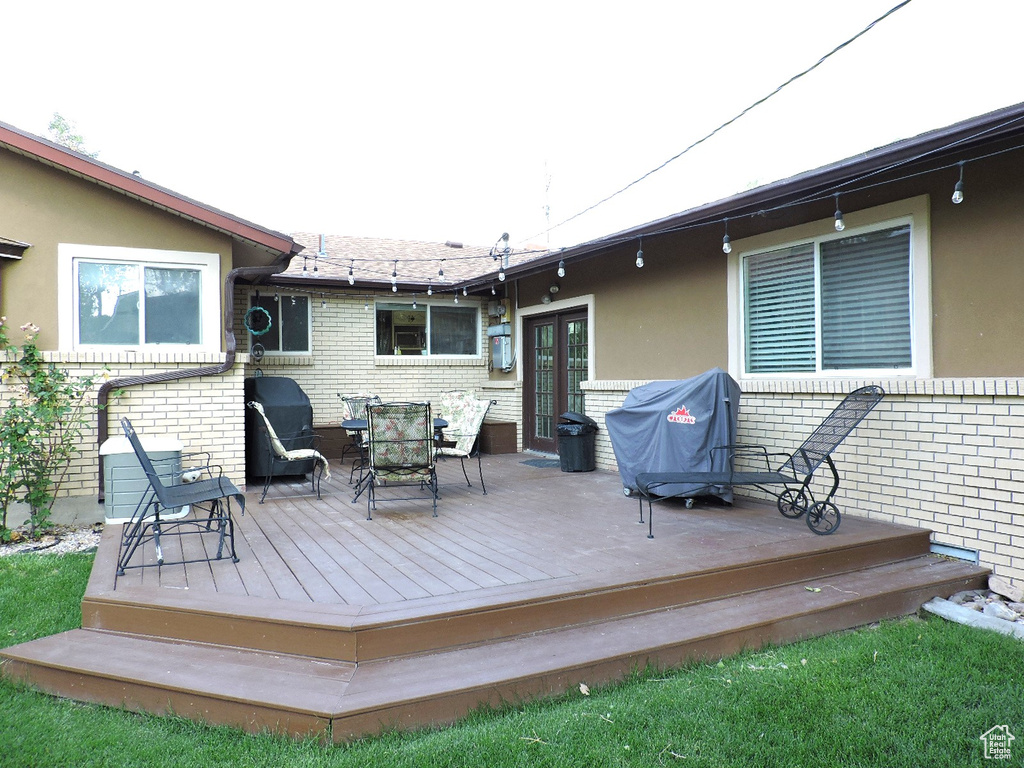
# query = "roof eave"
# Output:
<box><xmin>0</xmin><ymin>121</ymin><xmax>301</xmax><ymax>258</ymax></box>
<box><xmin>477</xmin><ymin>100</ymin><xmax>1024</xmax><ymax>285</ymax></box>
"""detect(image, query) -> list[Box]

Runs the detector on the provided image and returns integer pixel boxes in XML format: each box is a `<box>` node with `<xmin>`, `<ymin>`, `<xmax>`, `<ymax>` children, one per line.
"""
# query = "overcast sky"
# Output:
<box><xmin>4</xmin><ymin>1</ymin><xmax>1023</xmax><ymax>251</ymax></box>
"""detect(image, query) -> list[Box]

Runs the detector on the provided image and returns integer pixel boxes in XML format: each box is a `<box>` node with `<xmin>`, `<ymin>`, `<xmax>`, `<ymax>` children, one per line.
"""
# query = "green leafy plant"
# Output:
<box><xmin>0</xmin><ymin>319</ymin><xmax>103</xmax><ymax>539</ymax></box>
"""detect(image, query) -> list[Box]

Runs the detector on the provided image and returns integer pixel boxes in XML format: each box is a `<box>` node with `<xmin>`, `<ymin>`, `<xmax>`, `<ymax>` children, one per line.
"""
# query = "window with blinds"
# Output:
<box><xmin>742</xmin><ymin>224</ymin><xmax>912</xmax><ymax>374</ymax></box>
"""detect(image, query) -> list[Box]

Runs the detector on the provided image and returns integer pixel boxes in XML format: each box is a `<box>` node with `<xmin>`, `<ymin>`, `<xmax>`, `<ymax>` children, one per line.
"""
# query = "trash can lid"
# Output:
<box><xmin>559</xmin><ymin>411</ymin><xmax>598</xmax><ymax>427</ymax></box>
<box><xmin>99</xmin><ymin>435</ymin><xmax>183</xmax><ymax>455</ymax></box>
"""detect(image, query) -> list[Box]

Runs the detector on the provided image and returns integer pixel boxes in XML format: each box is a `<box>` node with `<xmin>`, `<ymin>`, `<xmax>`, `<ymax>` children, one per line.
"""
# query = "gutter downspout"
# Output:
<box><xmin>95</xmin><ymin>260</ymin><xmax>290</xmax><ymax>501</ymax></box>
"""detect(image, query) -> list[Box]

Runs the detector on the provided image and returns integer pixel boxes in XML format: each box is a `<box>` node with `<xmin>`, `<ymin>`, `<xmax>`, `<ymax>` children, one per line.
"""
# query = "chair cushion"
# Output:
<box><xmin>435</xmin><ymin>392</ymin><xmax>490</xmax><ymax>457</ymax></box>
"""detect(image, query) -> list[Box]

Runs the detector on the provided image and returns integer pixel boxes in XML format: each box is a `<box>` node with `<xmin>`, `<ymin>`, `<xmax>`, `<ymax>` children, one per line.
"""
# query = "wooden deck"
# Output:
<box><xmin>1</xmin><ymin>453</ymin><xmax>988</xmax><ymax>741</ymax></box>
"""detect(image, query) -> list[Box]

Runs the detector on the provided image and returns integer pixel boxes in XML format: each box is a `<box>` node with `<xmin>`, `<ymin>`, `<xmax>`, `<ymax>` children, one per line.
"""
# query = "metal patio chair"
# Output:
<box><xmin>247</xmin><ymin>401</ymin><xmax>330</xmax><ymax>503</ymax></box>
<box><xmin>341</xmin><ymin>393</ymin><xmax>382</xmax><ymax>483</ymax></box>
<box><xmin>433</xmin><ymin>390</ymin><xmax>493</xmax><ymax>494</ymax></box>
<box><xmin>117</xmin><ymin>417</ymin><xmax>245</xmax><ymax>576</ymax></box>
<box><xmin>635</xmin><ymin>385</ymin><xmax>885</xmax><ymax>537</ymax></box>
<box><xmin>356</xmin><ymin>401</ymin><xmax>438</xmax><ymax>520</ymax></box>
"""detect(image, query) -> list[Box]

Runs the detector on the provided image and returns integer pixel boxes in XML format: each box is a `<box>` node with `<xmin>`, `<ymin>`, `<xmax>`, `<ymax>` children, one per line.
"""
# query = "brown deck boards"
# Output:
<box><xmin>1</xmin><ymin>452</ymin><xmax>989</xmax><ymax>740</ymax></box>
<box><xmin>103</xmin><ymin>453</ymin><xmax>945</xmax><ymax>613</ymax></box>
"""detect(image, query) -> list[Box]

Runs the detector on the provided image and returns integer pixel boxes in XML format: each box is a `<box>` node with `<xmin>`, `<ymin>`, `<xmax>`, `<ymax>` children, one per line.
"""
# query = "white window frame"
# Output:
<box><xmin>58</xmin><ymin>244</ymin><xmax>220</xmax><ymax>353</ymax></box>
<box><xmin>373</xmin><ymin>299</ymin><xmax>482</xmax><ymax>358</ymax></box>
<box><xmin>248</xmin><ymin>292</ymin><xmax>313</xmax><ymax>355</ymax></box>
<box><xmin>727</xmin><ymin>196</ymin><xmax>932</xmax><ymax>379</ymax></box>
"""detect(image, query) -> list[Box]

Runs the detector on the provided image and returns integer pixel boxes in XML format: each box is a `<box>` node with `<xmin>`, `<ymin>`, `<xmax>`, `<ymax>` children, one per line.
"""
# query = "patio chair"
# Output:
<box><xmin>635</xmin><ymin>385</ymin><xmax>885</xmax><ymax>538</ymax></box>
<box><xmin>116</xmin><ymin>417</ymin><xmax>244</xmax><ymax>576</ymax></box>
<box><xmin>433</xmin><ymin>390</ymin><xmax>493</xmax><ymax>494</ymax></box>
<box><xmin>341</xmin><ymin>393</ymin><xmax>382</xmax><ymax>483</ymax></box>
<box><xmin>358</xmin><ymin>401</ymin><xmax>438</xmax><ymax>520</ymax></box>
<box><xmin>247</xmin><ymin>401</ymin><xmax>330</xmax><ymax>503</ymax></box>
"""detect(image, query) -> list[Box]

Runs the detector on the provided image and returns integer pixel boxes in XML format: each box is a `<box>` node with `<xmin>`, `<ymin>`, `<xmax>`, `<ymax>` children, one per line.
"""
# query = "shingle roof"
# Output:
<box><xmin>280</xmin><ymin>232</ymin><xmax>549</xmax><ymax>290</ymax></box>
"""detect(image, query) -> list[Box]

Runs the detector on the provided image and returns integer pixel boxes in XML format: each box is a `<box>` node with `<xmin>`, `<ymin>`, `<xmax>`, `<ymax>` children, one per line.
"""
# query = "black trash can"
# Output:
<box><xmin>557</xmin><ymin>411</ymin><xmax>598</xmax><ymax>472</ymax></box>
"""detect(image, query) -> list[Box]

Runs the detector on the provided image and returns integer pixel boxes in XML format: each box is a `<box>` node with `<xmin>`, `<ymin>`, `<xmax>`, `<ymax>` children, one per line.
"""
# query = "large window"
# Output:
<box><xmin>740</xmin><ymin>219</ymin><xmax>917</xmax><ymax>376</ymax></box>
<box><xmin>248</xmin><ymin>294</ymin><xmax>311</xmax><ymax>353</ymax></box>
<box><xmin>375</xmin><ymin>302</ymin><xmax>479</xmax><ymax>356</ymax></box>
<box><xmin>60</xmin><ymin>244</ymin><xmax>219</xmax><ymax>352</ymax></box>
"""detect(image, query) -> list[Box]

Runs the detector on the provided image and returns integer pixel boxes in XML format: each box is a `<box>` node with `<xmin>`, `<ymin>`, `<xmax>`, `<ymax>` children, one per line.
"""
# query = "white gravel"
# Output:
<box><xmin>0</xmin><ymin>525</ymin><xmax>103</xmax><ymax>557</ymax></box>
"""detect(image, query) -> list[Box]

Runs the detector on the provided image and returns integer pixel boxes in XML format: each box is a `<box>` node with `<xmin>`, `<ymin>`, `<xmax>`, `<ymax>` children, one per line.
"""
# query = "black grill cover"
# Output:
<box><xmin>245</xmin><ymin>376</ymin><xmax>315</xmax><ymax>478</ymax></box>
<box><xmin>605</xmin><ymin>368</ymin><xmax>740</xmax><ymax>501</ymax></box>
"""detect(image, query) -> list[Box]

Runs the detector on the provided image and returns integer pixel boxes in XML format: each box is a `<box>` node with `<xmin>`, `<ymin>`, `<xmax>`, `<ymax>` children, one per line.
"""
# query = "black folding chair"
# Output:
<box><xmin>117</xmin><ymin>418</ymin><xmax>244</xmax><ymax>576</ymax></box>
<box><xmin>636</xmin><ymin>386</ymin><xmax>885</xmax><ymax>537</ymax></box>
<box><xmin>247</xmin><ymin>400</ymin><xmax>329</xmax><ymax>503</ymax></box>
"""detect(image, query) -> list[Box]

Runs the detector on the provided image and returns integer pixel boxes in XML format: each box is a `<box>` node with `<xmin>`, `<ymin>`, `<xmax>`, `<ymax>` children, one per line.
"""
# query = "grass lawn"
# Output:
<box><xmin>1</xmin><ymin>551</ymin><xmax>1022</xmax><ymax>767</ymax></box>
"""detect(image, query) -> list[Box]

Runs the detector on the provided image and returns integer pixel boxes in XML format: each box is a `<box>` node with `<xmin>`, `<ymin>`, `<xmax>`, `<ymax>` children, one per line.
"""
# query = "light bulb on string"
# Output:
<box><xmin>427</xmin><ymin>284</ymin><xmax>433</xmax><ymax>296</ymax></box>
<box><xmin>722</xmin><ymin>218</ymin><xmax>732</xmax><ymax>254</ymax></box>
<box><xmin>438</xmin><ymin>260</ymin><xmax>445</xmax><ymax>280</ymax></box>
<box><xmin>491</xmin><ymin>284</ymin><xmax>496</xmax><ymax>295</ymax></box>
<box><xmin>952</xmin><ymin>162</ymin><xmax>965</xmax><ymax>204</ymax></box>
<box><xmin>348</xmin><ymin>260</ymin><xmax>355</xmax><ymax>285</ymax></box>
<box><xmin>321</xmin><ymin>296</ymin><xmax>326</xmax><ymax>309</ymax></box>
<box><xmin>833</xmin><ymin>194</ymin><xmax>846</xmax><ymax>232</ymax></box>
<box><xmin>498</xmin><ymin>267</ymin><xmax>505</xmax><ymax>282</ymax></box>
<box><xmin>557</xmin><ymin>259</ymin><xmax>566</xmax><ymax>278</ymax></box>
<box><xmin>453</xmin><ymin>292</ymin><xmax>459</xmax><ymax>304</ymax></box>
<box><xmin>412</xmin><ymin>296</ymin><xmax>417</xmax><ymax>309</ymax></box>
<box><xmin>302</xmin><ymin>258</ymin><xmax>308</xmax><ymax>276</ymax></box>
<box><xmin>636</xmin><ymin>236</ymin><xmax>644</xmax><ymax>268</ymax></box>
<box><xmin>463</xmin><ymin>287</ymin><xmax>468</xmax><ymax>296</ymax></box>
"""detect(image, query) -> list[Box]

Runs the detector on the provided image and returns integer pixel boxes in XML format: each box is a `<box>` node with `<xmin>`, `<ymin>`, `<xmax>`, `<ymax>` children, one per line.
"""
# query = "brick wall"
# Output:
<box><xmin>583</xmin><ymin>377</ymin><xmax>1024</xmax><ymax>584</ymax></box>
<box><xmin>235</xmin><ymin>290</ymin><xmax>494</xmax><ymax>423</ymax></box>
<box><xmin>0</xmin><ymin>351</ymin><xmax>246</xmax><ymax>504</ymax></box>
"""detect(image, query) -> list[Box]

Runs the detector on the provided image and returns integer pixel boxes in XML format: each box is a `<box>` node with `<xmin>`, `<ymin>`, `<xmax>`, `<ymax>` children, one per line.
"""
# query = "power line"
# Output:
<box><xmin>524</xmin><ymin>0</ymin><xmax>914</xmax><ymax>245</ymax></box>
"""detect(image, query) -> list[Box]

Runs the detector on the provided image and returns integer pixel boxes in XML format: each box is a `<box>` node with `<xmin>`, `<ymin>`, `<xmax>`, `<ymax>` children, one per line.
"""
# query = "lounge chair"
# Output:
<box><xmin>636</xmin><ymin>385</ymin><xmax>885</xmax><ymax>537</ymax></box>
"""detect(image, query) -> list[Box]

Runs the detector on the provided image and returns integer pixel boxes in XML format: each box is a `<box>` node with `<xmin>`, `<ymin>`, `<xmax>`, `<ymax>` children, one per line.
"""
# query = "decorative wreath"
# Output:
<box><xmin>244</xmin><ymin>306</ymin><xmax>272</xmax><ymax>336</ymax></box>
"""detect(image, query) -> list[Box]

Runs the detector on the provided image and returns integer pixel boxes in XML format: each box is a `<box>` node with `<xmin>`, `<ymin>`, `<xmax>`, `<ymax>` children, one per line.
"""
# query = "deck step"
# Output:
<box><xmin>80</xmin><ymin>527</ymin><xmax>935</xmax><ymax>662</ymax></box>
<box><xmin>1</xmin><ymin>555</ymin><xmax>986</xmax><ymax>741</ymax></box>
<box><xmin>0</xmin><ymin>631</ymin><xmax>355</xmax><ymax>739</ymax></box>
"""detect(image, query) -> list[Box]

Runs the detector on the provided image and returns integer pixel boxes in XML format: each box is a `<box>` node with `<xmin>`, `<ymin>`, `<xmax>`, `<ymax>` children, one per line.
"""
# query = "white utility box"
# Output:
<box><xmin>100</xmin><ymin>436</ymin><xmax>188</xmax><ymax>524</ymax></box>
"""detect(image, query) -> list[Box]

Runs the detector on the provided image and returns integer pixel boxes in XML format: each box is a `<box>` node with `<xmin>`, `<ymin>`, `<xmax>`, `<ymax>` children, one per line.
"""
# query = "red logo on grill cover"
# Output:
<box><xmin>667</xmin><ymin>406</ymin><xmax>696</xmax><ymax>425</ymax></box>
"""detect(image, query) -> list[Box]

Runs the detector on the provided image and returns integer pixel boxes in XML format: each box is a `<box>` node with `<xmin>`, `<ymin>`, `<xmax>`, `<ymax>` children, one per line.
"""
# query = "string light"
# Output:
<box><xmin>453</xmin><ymin>291</ymin><xmax>459</xmax><ymax>304</ymax></box>
<box><xmin>364</xmin><ymin>299</ymin><xmax>369</xmax><ymax>311</ymax></box>
<box><xmin>491</xmin><ymin>284</ymin><xmax>496</xmax><ymax>295</ymax></box>
<box><xmin>722</xmin><ymin>218</ymin><xmax>732</xmax><ymax>254</ymax></box>
<box><xmin>463</xmin><ymin>287</ymin><xmax>468</xmax><ymax>296</ymax></box>
<box><xmin>498</xmin><ymin>264</ymin><xmax>506</xmax><ymax>282</ymax></box>
<box><xmin>391</xmin><ymin>260</ymin><xmax>398</xmax><ymax>292</ymax></box>
<box><xmin>427</xmin><ymin>284</ymin><xmax>433</xmax><ymax>296</ymax></box>
<box><xmin>348</xmin><ymin>260</ymin><xmax>355</xmax><ymax>285</ymax></box>
<box><xmin>302</xmin><ymin>257</ymin><xmax>308</xmax><ymax>276</ymax></box>
<box><xmin>438</xmin><ymin>260</ymin><xmax>445</xmax><ymax>280</ymax></box>
<box><xmin>952</xmin><ymin>161</ymin><xmax>965</xmax><ymax>204</ymax></box>
<box><xmin>412</xmin><ymin>296</ymin><xmax>417</xmax><ymax>309</ymax></box>
<box><xmin>557</xmin><ymin>259</ymin><xmax>566</xmax><ymax>278</ymax></box>
<box><xmin>313</xmin><ymin>255</ymin><xmax>318</xmax><ymax>273</ymax></box>
<box><xmin>321</xmin><ymin>295</ymin><xmax>326</xmax><ymax>309</ymax></box>
<box><xmin>635</xmin><ymin>236</ymin><xmax>644</xmax><ymax>268</ymax></box>
<box><xmin>833</xmin><ymin>194</ymin><xmax>846</xmax><ymax>232</ymax></box>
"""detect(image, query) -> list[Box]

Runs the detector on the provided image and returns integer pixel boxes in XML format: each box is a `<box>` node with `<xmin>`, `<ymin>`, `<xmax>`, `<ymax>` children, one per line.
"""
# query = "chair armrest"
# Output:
<box><xmin>711</xmin><ymin>444</ymin><xmax>771</xmax><ymax>470</ymax></box>
<box><xmin>274</xmin><ymin>430</ymin><xmax>323</xmax><ymax>453</ymax></box>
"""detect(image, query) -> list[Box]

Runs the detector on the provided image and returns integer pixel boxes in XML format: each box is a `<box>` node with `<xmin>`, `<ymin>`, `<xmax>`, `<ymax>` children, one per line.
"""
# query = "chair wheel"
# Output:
<box><xmin>777</xmin><ymin>489</ymin><xmax>807</xmax><ymax>518</ymax></box>
<box><xmin>623</xmin><ymin>487</ymin><xmax>632</xmax><ymax>497</ymax></box>
<box><xmin>807</xmin><ymin>501</ymin><xmax>841</xmax><ymax>535</ymax></box>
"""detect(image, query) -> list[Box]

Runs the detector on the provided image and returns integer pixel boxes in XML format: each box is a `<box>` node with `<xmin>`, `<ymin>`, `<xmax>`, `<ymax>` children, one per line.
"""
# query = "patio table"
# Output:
<box><xmin>340</xmin><ymin>418</ymin><xmax>448</xmax><ymax>433</ymax></box>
